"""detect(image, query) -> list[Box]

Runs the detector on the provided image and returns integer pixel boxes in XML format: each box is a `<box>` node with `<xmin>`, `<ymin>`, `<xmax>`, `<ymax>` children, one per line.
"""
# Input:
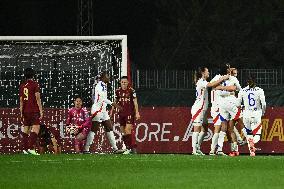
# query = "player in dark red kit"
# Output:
<box><xmin>19</xmin><ymin>68</ymin><xmax>43</xmax><ymax>155</ymax></box>
<box><xmin>38</xmin><ymin>124</ymin><xmax>62</xmax><ymax>154</ymax></box>
<box><xmin>111</xmin><ymin>76</ymin><xmax>140</xmax><ymax>154</ymax></box>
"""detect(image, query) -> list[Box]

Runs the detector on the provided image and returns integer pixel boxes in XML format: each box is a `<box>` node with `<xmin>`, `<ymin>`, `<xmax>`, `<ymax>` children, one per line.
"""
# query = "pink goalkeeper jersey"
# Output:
<box><xmin>66</xmin><ymin>107</ymin><xmax>89</xmax><ymax>126</ymax></box>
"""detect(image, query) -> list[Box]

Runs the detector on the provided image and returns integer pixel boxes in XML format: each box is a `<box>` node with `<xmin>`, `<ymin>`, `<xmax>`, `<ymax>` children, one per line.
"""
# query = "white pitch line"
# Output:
<box><xmin>65</xmin><ymin>158</ymin><xmax>86</xmax><ymax>161</ymax></box>
<box><xmin>9</xmin><ymin>160</ymin><xmax>24</xmax><ymax>163</ymax></box>
<box><xmin>39</xmin><ymin>159</ymin><xmax>58</xmax><ymax>162</ymax></box>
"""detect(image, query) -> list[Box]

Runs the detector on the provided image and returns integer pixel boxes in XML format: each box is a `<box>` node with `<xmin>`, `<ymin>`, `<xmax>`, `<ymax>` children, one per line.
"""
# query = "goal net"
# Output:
<box><xmin>0</xmin><ymin>36</ymin><xmax>127</xmax><ymax>154</ymax></box>
<box><xmin>0</xmin><ymin>36</ymin><xmax>127</xmax><ymax>108</ymax></box>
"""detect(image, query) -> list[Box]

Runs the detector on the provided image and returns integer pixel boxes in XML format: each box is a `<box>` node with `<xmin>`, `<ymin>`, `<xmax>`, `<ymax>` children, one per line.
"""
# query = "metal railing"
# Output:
<box><xmin>132</xmin><ymin>69</ymin><xmax>283</xmax><ymax>89</ymax></box>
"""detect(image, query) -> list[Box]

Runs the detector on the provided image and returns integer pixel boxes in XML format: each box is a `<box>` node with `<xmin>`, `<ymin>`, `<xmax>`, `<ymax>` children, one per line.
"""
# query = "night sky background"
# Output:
<box><xmin>0</xmin><ymin>0</ymin><xmax>283</xmax><ymax>70</ymax></box>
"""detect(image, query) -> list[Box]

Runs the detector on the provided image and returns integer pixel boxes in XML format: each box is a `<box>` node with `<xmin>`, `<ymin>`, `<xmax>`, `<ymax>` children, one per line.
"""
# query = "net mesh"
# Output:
<box><xmin>0</xmin><ymin>40</ymin><xmax>123</xmax><ymax>108</ymax></box>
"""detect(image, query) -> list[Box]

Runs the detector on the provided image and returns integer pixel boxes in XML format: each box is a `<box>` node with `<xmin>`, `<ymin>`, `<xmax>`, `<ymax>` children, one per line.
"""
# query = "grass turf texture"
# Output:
<box><xmin>1</xmin><ymin>154</ymin><xmax>284</xmax><ymax>189</ymax></box>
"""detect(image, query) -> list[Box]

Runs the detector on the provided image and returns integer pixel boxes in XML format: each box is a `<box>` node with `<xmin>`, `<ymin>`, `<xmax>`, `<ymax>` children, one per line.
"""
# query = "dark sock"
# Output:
<box><xmin>29</xmin><ymin>132</ymin><xmax>38</xmax><ymax>150</ymax></box>
<box><xmin>131</xmin><ymin>132</ymin><xmax>137</xmax><ymax>149</ymax></box>
<box><xmin>22</xmin><ymin>133</ymin><xmax>29</xmax><ymax>150</ymax></box>
<box><xmin>123</xmin><ymin>135</ymin><xmax>131</xmax><ymax>149</ymax></box>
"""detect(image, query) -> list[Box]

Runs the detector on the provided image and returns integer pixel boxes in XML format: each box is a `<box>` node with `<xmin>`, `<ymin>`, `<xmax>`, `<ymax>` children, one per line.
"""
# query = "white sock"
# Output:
<box><xmin>230</xmin><ymin>143</ymin><xmax>234</xmax><ymax>151</ymax></box>
<box><xmin>253</xmin><ymin>135</ymin><xmax>261</xmax><ymax>143</ymax></box>
<box><xmin>242</xmin><ymin>128</ymin><xmax>248</xmax><ymax>139</ymax></box>
<box><xmin>234</xmin><ymin>142</ymin><xmax>238</xmax><ymax>152</ymax></box>
<box><xmin>210</xmin><ymin>133</ymin><xmax>219</xmax><ymax>153</ymax></box>
<box><xmin>234</xmin><ymin>127</ymin><xmax>242</xmax><ymax>141</ymax></box>
<box><xmin>197</xmin><ymin>131</ymin><xmax>205</xmax><ymax>150</ymax></box>
<box><xmin>106</xmin><ymin>131</ymin><xmax>118</xmax><ymax>151</ymax></box>
<box><xmin>230</xmin><ymin>142</ymin><xmax>238</xmax><ymax>152</ymax></box>
<box><xmin>84</xmin><ymin>131</ymin><xmax>95</xmax><ymax>152</ymax></box>
<box><xmin>122</xmin><ymin>141</ymin><xmax>127</xmax><ymax>150</ymax></box>
<box><xmin>217</xmin><ymin>131</ymin><xmax>226</xmax><ymax>152</ymax></box>
<box><xmin>192</xmin><ymin>132</ymin><xmax>199</xmax><ymax>153</ymax></box>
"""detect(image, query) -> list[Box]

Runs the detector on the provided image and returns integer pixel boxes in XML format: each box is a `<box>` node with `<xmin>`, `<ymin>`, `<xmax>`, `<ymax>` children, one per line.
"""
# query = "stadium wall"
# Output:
<box><xmin>0</xmin><ymin>107</ymin><xmax>283</xmax><ymax>154</ymax></box>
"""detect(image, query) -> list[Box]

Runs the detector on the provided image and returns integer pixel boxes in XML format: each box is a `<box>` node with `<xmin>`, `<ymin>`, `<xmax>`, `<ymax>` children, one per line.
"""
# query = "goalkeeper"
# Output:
<box><xmin>66</xmin><ymin>96</ymin><xmax>92</xmax><ymax>153</ymax></box>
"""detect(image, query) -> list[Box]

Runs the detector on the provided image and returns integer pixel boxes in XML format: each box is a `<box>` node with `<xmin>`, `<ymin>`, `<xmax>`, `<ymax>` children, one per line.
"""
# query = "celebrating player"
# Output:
<box><xmin>66</xmin><ymin>96</ymin><xmax>91</xmax><ymax>153</ymax></box>
<box><xmin>111</xmin><ymin>76</ymin><xmax>140</xmax><ymax>154</ymax></box>
<box><xmin>230</xmin><ymin>68</ymin><xmax>247</xmax><ymax>146</ymax></box>
<box><xmin>84</xmin><ymin>72</ymin><xmax>124</xmax><ymax>154</ymax></box>
<box><xmin>209</xmin><ymin>71</ymin><xmax>225</xmax><ymax>155</ymax></box>
<box><xmin>19</xmin><ymin>68</ymin><xmax>43</xmax><ymax>155</ymax></box>
<box><xmin>215</xmin><ymin>65</ymin><xmax>242</xmax><ymax>156</ymax></box>
<box><xmin>191</xmin><ymin>67</ymin><xmax>229</xmax><ymax>155</ymax></box>
<box><xmin>237</xmin><ymin>76</ymin><xmax>266</xmax><ymax>156</ymax></box>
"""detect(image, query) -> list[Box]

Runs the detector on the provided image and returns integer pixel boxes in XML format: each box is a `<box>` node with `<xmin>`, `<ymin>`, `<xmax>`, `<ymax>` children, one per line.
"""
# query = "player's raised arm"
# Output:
<box><xmin>215</xmin><ymin>84</ymin><xmax>236</xmax><ymax>92</ymax></box>
<box><xmin>215</xmin><ymin>76</ymin><xmax>240</xmax><ymax>92</ymax></box>
<box><xmin>207</xmin><ymin>74</ymin><xmax>229</xmax><ymax>88</ymax></box>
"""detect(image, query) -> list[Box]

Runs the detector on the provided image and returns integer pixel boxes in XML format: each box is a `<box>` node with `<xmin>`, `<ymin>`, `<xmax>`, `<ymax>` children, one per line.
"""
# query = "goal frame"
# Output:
<box><xmin>0</xmin><ymin>35</ymin><xmax>128</xmax><ymax>77</ymax></box>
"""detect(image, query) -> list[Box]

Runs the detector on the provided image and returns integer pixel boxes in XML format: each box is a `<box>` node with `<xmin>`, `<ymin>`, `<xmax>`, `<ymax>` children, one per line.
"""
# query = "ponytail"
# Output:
<box><xmin>194</xmin><ymin>67</ymin><xmax>207</xmax><ymax>84</ymax></box>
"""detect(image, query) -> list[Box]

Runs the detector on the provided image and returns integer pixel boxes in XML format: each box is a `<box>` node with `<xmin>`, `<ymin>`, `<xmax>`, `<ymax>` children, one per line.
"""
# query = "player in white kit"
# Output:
<box><xmin>209</xmin><ymin>73</ymin><xmax>225</xmax><ymax>155</ymax></box>
<box><xmin>84</xmin><ymin>72</ymin><xmax>124</xmax><ymax>154</ymax></box>
<box><xmin>215</xmin><ymin>66</ymin><xmax>242</xmax><ymax>156</ymax></box>
<box><xmin>230</xmin><ymin>68</ymin><xmax>248</xmax><ymax>146</ymax></box>
<box><xmin>191</xmin><ymin>67</ymin><xmax>229</xmax><ymax>155</ymax></box>
<box><xmin>237</xmin><ymin>76</ymin><xmax>266</xmax><ymax>156</ymax></box>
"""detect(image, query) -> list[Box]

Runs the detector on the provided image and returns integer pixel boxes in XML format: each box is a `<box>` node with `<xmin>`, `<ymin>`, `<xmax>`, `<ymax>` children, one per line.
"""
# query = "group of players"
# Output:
<box><xmin>191</xmin><ymin>65</ymin><xmax>266</xmax><ymax>156</ymax></box>
<box><xmin>19</xmin><ymin>68</ymin><xmax>140</xmax><ymax>155</ymax></box>
<box><xmin>19</xmin><ymin>65</ymin><xmax>266</xmax><ymax>156</ymax></box>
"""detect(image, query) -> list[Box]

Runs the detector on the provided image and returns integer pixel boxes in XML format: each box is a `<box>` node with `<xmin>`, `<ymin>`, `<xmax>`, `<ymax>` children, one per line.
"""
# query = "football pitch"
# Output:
<box><xmin>1</xmin><ymin>154</ymin><xmax>284</xmax><ymax>189</ymax></box>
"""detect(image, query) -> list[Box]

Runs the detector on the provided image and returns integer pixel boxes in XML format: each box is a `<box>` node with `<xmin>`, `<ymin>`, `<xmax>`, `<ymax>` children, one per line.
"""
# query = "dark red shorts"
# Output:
<box><xmin>119</xmin><ymin>114</ymin><xmax>135</xmax><ymax>126</ymax></box>
<box><xmin>23</xmin><ymin>112</ymin><xmax>40</xmax><ymax>126</ymax></box>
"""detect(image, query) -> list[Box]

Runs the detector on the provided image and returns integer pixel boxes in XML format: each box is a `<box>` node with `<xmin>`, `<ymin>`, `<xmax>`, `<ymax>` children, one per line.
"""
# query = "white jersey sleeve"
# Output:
<box><xmin>210</xmin><ymin>75</ymin><xmax>221</xmax><ymax>83</ymax></box>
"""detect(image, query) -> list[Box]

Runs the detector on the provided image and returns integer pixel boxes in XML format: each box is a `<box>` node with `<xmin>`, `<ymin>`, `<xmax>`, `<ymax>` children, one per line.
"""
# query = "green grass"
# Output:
<box><xmin>0</xmin><ymin>154</ymin><xmax>284</xmax><ymax>189</ymax></box>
